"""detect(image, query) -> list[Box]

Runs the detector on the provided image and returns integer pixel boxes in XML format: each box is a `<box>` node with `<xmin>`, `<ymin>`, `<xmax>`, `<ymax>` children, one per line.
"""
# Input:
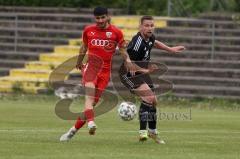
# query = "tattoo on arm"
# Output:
<box><xmin>119</xmin><ymin>47</ymin><xmax>130</xmax><ymax>62</ymax></box>
<box><xmin>77</xmin><ymin>43</ymin><xmax>87</xmax><ymax>64</ymax></box>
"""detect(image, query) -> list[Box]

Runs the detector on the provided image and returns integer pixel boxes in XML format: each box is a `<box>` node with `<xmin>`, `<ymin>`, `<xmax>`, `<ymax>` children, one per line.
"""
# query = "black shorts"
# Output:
<box><xmin>118</xmin><ymin>64</ymin><xmax>154</xmax><ymax>92</ymax></box>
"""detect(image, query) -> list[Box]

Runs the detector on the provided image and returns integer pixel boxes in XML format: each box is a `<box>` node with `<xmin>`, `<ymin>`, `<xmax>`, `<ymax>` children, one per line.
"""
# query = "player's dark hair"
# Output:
<box><xmin>140</xmin><ymin>15</ymin><xmax>154</xmax><ymax>24</ymax></box>
<box><xmin>93</xmin><ymin>6</ymin><xmax>108</xmax><ymax>16</ymax></box>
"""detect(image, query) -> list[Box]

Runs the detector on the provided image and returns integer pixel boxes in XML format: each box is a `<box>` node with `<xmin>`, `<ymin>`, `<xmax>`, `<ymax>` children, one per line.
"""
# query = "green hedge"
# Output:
<box><xmin>0</xmin><ymin>0</ymin><xmax>126</xmax><ymax>7</ymax></box>
<box><xmin>0</xmin><ymin>0</ymin><xmax>239</xmax><ymax>16</ymax></box>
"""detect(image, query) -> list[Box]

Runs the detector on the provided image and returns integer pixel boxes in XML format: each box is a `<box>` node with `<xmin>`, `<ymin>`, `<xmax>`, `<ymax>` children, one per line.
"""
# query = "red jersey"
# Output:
<box><xmin>82</xmin><ymin>24</ymin><xmax>124</xmax><ymax>70</ymax></box>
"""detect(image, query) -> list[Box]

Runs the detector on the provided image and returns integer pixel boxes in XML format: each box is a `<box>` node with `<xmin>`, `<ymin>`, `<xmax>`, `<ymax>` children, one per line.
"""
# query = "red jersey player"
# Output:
<box><xmin>60</xmin><ymin>7</ymin><xmax>134</xmax><ymax>141</ymax></box>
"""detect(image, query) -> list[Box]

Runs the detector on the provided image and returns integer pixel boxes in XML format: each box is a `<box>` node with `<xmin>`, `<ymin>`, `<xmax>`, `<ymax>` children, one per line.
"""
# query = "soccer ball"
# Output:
<box><xmin>118</xmin><ymin>102</ymin><xmax>137</xmax><ymax>121</ymax></box>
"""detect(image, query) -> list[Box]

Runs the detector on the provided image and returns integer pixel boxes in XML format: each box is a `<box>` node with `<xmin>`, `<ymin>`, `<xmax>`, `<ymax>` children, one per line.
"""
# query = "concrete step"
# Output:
<box><xmin>0</xmin><ymin>12</ymin><xmax>93</xmax><ymax>23</ymax></box>
<box><xmin>0</xmin><ymin>6</ymin><xmax>123</xmax><ymax>15</ymax></box>
<box><xmin>155</xmin><ymin>43</ymin><xmax>240</xmax><ymax>52</ymax></box>
<box><xmin>0</xmin><ymin>59</ymin><xmax>25</xmax><ymax>68</ymax></box>
<box><xmin>39</xmin><ymin>53</ymin><xmax>75</xmax><ymax>63</ymax></box>
<box><xmin>157</xmin><ymin>57</ymin><xmax>240</xmax><ymax>69</ymax></box>
<box><xmin>0</xmin><ymin>67</ymin><xmax>10</xmax><ymax>76</ymax></box>
<box><xmin>0</xmin><ymin>84</ymin><xmax>47</xmax><ymax>94</ymax></box>
<box><xmin>0</xmin><ymin>35</ymin><xmax>15</xmax><ymax>43</ymax></box>
<box><xmin>112</xmin><ymin>54</ymin><xmax>240</xmax><ymax>68</ymax></box>
<box><xmin>0</xmin><ymin>85</ymin><xmax>34</xmax><ymax>93</ymax></box>
<box><xmin>151</xmin><ymin>50</ymin><xmax>240</xmax><ymax>60</ymax></box>
<box><xmin>0</xmin><ymin>27</ymin><xmax>82</xmax><ymax>38</ymax></box>
<box><xmin>155</xmin><ymin>34</ymin><xmax>240</xmax><ymax>45</ymax></box>
<box><xmin>9</xmin><ymin>68</ymin><xmax>77</xmax><ymax>79</ymax></box>
<box><xmin>0</xmin><ymin>76</ymin><xmax>48</xmax><ymax>88</ymax></box>
<box><xmin>0</xmin><ymin>42</ymin><xmax>15</xmax><ymax>51</ymax></box>
<box><xmin>8</xmin><ymin>20</ymin><xmax>88</xmax><ymax>30</ymax></box>
<box><xmin>25</xmin><ymin>61</ymin><xmax>61</xmax><ymax>70</ymax></box>
<box><xmin>54</xmin><ymin>45</ymin><xmax>80</xmax><ymax>54</ymax></box>
<box><xmin>0</xmin><ymin>51</ymin><xmax>39</xmax><ymax>60</ymax></box>
<box><xmin>172</xmin><ymin>92</ymin><xmax>240</xmax><ymax>100</ymax></box>
<box><xmin>167</xmin><ymin>19</ymin><xmax>239</xmax><ymax>29</ymax></box>
<box><xmin>155</xmin><ymin>26</ymin><xmax>240</xmax><ymax>37</ymax></box>
<box><xmin>112</xmin><ymin>16</ymin><xmax>167</xmax><ymax>28</ymax></box>
<box><xmin>0</xmin><ymin>42</ymin><xmax>54</xmax><ymax>52</ymax></box>
<box><xmin>163</xmin><ymin>75</ymin><xmax>240</xmax><ymax>87</ymax></box>
<box><xmin>9</xmin><ymin>69</ymin><xmax>52</xmax><ymax>79</ymax></box>
<box><xmin>68</xmin><ymin>39</ymin><xmax>82</xmax><ymax>46</ymax></box>
<box><xmin>0</xmin><ymin>18</ymin><xmax>88</xmax><ymax>27</ymax></box>
<box><xmin>173</xmin><ymin>84</ymin><xmax>240</xmax><ymax>96</ymax></box>
<box><xmin>166</xmin><ymin>66</ymin><xmax>240</xmax><ymax>78</ymax></box>
<box><xmin>17</xmin><ymin>37</ymin><xmax>69</xmax><ymax>45</ymax></box>
<box><xmin>199</xmin><ymin>12</ymin><xmax>236</xmax><ymax>21</ymax></box>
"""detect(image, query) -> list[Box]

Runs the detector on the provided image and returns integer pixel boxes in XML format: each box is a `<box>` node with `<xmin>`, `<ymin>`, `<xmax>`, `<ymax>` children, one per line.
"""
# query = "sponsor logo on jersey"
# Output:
<box><xmin>144</xmin><ymin>51</ymin><xmax>149</xmax><ymax>60</ymax></box>
<box><xmin>91</xmin><ymin>39</ymin><xmax>109</xmax><ymax>46</ymax></box>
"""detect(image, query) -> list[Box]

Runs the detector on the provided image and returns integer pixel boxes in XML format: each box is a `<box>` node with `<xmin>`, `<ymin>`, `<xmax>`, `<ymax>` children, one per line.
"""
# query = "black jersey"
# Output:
<box><xmin>127</xmin><ymin>32</ymin><xmax>155</xmax><ymax>68</ymax></box>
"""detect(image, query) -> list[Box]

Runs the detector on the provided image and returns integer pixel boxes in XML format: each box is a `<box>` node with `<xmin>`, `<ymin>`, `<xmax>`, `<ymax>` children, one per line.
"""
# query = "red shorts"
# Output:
<box><xmin>82</xmin><ymin>63</ymin><xmax>110</xmax><ymax>104</ymax></box>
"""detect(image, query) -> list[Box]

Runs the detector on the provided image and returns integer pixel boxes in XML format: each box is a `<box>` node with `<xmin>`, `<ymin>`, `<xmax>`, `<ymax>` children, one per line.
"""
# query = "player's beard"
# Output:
<box><xmin>97</xmin><ymin>22</ymin><xmax>107</xmax><ymax>29</ymax></box>
<box><xmin>144</xmin><ymin>31</ymin><xmax>153</xmax><ymax>39</ymax></box>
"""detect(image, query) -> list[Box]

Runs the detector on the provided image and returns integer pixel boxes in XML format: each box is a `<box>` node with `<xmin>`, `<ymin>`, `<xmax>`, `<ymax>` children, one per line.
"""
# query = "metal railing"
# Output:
<box><xmin>13</xmin><ymin>15</ymin><xmax>18</xmax><ymax>53</ymax></box>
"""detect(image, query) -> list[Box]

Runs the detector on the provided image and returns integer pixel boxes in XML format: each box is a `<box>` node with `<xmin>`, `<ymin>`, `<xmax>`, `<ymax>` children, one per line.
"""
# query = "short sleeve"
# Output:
<box><xmin>115</xmin><ymin>28</ymin><xmax>125</xmax><ymax>48</ymax></box>
<box><xmin>126</xmin><ymin>36</ymin><xmax>140</xmax><ymax>61</ymax></box>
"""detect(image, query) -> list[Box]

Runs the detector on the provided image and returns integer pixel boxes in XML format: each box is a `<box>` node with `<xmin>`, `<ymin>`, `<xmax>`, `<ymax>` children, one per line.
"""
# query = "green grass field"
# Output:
<box><xmin>0</xmin><ymin>95</ymin><xmax>240</xmax><ymax>159</ymax></box>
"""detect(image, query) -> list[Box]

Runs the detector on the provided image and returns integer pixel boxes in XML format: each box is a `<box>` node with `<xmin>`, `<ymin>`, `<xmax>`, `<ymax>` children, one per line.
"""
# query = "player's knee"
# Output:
<box><xmin>85</xmin><ymin>82</ymin><xmax>95</xmax><ymax>88</ymax></box>
<box><xmin>145</xmin><ymin>95</ymin><xmax>156</xmax><ymax>105</ymax></box>
<box><xmin>85</xmin><ymin>105</ymin><xmax>94</xmax><ymax>110</ymax></box>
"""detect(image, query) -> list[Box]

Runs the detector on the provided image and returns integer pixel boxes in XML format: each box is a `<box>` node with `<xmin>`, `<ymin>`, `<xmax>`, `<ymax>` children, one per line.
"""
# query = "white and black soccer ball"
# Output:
<box><xmin>118</xmin><ymin>102</ymin><xmax>137</xmax><ymax>121</ymax></box>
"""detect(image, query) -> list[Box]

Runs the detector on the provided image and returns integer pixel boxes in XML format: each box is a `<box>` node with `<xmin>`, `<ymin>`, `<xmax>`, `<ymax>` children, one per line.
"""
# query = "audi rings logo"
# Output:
<box><xmin>91</xmin><ymin>39</ymin><xmax>109</xmax><ymax>47</ymax></box>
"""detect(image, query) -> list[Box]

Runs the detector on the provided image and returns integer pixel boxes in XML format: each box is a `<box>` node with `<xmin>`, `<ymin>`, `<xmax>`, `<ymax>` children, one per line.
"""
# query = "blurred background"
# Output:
<box><xmin>0</xmin><ymin>0</ymin><xmax>240</xmax><ymax>99</ymax></box>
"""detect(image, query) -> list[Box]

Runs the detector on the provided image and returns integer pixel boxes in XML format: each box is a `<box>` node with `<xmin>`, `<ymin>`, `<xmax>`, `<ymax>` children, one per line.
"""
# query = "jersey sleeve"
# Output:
<box><xmin>127</xmin><ymin>36</ymin><xmax>140</xmax><ymax>61</ymax></box>
<box><xmin>115</xmin><ymin>28</ymin><xmax>125</xmax><ymax>48</ymax></box>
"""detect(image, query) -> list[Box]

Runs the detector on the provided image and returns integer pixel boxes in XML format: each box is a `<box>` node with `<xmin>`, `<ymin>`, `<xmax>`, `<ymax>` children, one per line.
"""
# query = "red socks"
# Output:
<box><xmin>84</xmin><ymin>109</ymin><xmax>95</xmax><ymax>122</ymax></box>
<box><xmin>74</xmin><ymin>117</ymin><xmax>86</xmax><ymax>129</ymax></box>
<box><xmin>74</xmin><ymin>109</ymin><xmax>94</xmax><ymax>130</ymax></box>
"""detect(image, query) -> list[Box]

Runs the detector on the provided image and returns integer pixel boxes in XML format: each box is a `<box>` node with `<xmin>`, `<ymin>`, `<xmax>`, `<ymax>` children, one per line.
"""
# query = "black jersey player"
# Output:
<box><xmin>119</xmin><ymin>16</ymin><xmax>185</xmax><ymax>144</ymax></box>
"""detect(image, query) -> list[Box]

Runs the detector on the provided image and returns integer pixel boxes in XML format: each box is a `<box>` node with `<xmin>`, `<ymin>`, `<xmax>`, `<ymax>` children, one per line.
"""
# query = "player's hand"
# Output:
<box><xmin>148</xmin><ymin>63</ymin><xmax>159</xmax><ymax>73</ymax></box>
<box><xmin>76</xmin><ymin>62</ymin><xmax>83</xmax><ymax>70</ymax></box>
<box><xmin>170</xmin><ymin>46</ymin><xmax>186</xmax><ymax>53</ymax></box>
<box><xmin>125</xmin><ymin>61</ymin><xmax>136</xmax><ymax>76</ymax></box>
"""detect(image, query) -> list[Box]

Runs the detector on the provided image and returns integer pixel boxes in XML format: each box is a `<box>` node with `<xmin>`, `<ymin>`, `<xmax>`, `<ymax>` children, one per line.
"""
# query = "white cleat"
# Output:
<box><xmin>60</xmin><ymin>127</ymin><xmax>77</xmax><ymax>142</ymax></box>
<box><xmin>139</xmin><ymin>130</ymin><xmax>148</xmax><ymax>142</ymax></box>
<box><xmin>148</xmin><ymin>129</ymin><xmax>166</xmax><ymax>144</ymax></box>
<box><xmin>88</xmin><ymin>121</ymin><xmax>97</xmax><ymax>135</ymax></box>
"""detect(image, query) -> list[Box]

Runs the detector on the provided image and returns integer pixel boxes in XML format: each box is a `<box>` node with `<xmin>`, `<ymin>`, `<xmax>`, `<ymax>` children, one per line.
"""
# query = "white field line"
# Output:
<box><xmin>0</xmin><ymin>129</ymin><xmax>240</xmax><ymax>134</ymax></box>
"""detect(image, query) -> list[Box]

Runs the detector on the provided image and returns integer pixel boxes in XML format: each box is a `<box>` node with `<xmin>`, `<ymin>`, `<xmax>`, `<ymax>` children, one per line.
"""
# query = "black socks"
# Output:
<box><xmin>139</xmin><ymin>101</ymin><xmax>157</xmax><ymax>130</ymax></box>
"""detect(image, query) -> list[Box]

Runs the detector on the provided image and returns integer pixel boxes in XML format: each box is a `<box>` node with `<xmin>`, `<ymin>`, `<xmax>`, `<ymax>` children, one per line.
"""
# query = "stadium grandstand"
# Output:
<box><xmin>0</xmin><ymin>6</ymin><xmax>240</xmax><ymax>99</ymax></box>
